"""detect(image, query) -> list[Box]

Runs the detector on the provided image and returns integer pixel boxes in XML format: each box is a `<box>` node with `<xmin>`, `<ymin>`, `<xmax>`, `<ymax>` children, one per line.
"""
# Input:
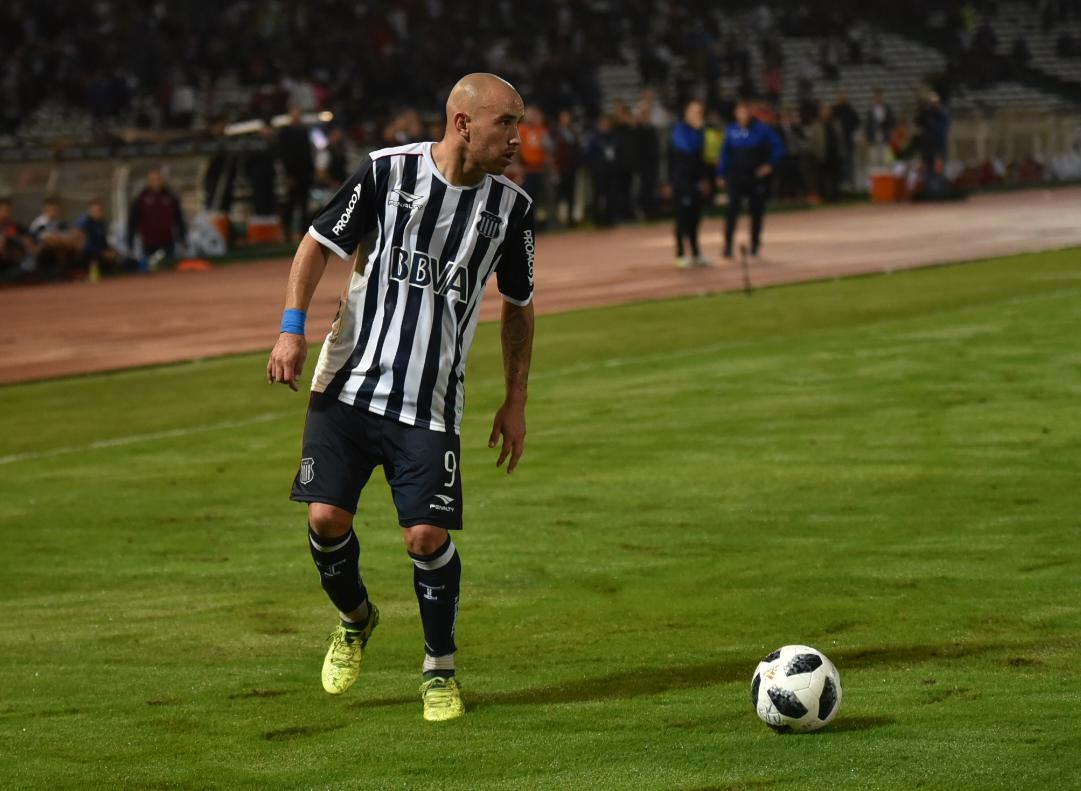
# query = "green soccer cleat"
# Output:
<box><xmin>420</xmin><ymin>676</ymin><xmax>465</xmax><ymax>722</ymax></box>
<box><xmin>321</xmin><ymin>603</ymin><xmax>379</xmax><ymax>695</ymax></box>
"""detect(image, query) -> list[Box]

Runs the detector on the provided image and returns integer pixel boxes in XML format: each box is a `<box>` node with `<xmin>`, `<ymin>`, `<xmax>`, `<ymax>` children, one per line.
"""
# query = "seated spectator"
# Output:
<box><xmin>76</xmin><ymin>198</ymin><xmax>124</xmax><ymax>276</ymax></box>
<box><xmin>29</xmin><ymin>197</ymin><xmax>84</xmax><ymax>279</ymax></box>
<box><xmin>0</xmin><ymin>198</ymin><xmax>35</xmax><ymax>282</ymax></box>
<box><xmin>127</xmin><ymin>168</ymin><xmax>187</xmax><ymax>265</ymax></box>
<box><xmin>1057</xmin><ymin>32</ymin><xmax>1078</xmax><ymax>58</ymax></box>
<box><xmin>1009</xmin><ymin>36</ymin><xmax>1031</xmax><ymax>76</ymax></box>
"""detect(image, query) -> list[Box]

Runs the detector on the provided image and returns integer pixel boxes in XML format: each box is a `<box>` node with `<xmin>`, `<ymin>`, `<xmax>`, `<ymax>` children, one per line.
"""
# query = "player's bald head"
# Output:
<box><xmin>435</xmin><ymin>72</ymin><xmax>524</xmax><ymax>181</ymax></box>
<box><xmin>446</xmin><ymin>73</ymin><xmax>523</xmax><ymax>120</ymax></box>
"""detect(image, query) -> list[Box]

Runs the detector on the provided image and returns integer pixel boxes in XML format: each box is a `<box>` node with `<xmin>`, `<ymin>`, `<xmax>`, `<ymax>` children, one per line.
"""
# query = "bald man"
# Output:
<box><xmin>267</xmin><ymin>73</ymin><xmax>535</xmax><ymax>721</ymax></box>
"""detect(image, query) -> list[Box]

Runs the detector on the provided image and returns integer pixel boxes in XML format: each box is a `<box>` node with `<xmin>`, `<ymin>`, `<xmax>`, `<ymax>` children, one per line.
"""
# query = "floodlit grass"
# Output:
<box><xmin>1</xmin><ymin>248</ymin><xmax>1080</xmax><ymax>790</ymax></box>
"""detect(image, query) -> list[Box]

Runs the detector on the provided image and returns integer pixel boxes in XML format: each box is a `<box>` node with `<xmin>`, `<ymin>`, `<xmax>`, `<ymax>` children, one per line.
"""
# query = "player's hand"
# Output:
<box><xmin>488</xmin><ymin>400</ymin><xmax>526</xmax><ymax>474</ymax></box>
<box><xmin>267</xmin><ymin>332</ymin><xmax>307</xmax><ymax>391</ymax></box>
<box><xmin>756</xmin><ymin>164</ymin><xmax>773</xmax><ymax>178</ymax></box>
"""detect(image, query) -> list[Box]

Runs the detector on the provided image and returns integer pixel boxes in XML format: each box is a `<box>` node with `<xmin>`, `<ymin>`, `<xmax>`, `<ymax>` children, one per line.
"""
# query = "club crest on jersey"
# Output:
<box><xmin>299</xmin><ymin>457</ymin><xmax>315</xmax><ymax>485</ymax></box>
<box><xmin>475</xmin><ymin>210</ymin><xmax>503</xmax><ymax>239</ymax></box>
<box><xmin>390</xmin><ymin>246</ymin><xmax>469</xmax><ymax>301</ymax></box>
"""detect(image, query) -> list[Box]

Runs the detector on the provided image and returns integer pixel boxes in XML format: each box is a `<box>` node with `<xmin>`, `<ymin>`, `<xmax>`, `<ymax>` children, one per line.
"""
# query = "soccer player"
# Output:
<box><xmin>266</xmin><ymin>73</ymin><xmax>535</xmax><ymax>722</ymax></box>
<box><xmin>717</xmin><ymin>101</ymin><xmax>785</xmax><ymax>259</ymax></box>
<box><xmin>669</xmin><ymin>100</ymin><xmax>709</xmax><ymax>268</ymax></box>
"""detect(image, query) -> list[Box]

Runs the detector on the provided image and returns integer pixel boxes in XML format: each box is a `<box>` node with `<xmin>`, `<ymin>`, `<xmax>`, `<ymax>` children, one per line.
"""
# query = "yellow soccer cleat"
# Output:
<box><xmin>321</xmin><ymin>603</ymin><xmax>379</xmax><ymax>695</ymax></box>
<box><xmin>420</xmin><ymin>676</ymin><xmax>465</xmax><ymax>722</ymax></box>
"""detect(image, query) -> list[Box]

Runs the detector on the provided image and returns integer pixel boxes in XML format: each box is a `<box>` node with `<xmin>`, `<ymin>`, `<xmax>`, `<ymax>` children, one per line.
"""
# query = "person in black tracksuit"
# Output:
<box><xmin>278</xmin><ymin>108</ymin><xmax>315</xmax><ymax>242</ymax></box>
<box><xmin>669</xmin><ymin>100</ymin><xmax>709</xmax><ymax>267</ymax></box>
<box><xmin>717</xmin><ymin>101</ymin><xmax>785</xmax><ymax>258</ymax></box>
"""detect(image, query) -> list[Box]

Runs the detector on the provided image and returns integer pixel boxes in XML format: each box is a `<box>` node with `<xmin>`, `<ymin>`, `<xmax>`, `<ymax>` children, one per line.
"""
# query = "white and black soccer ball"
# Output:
<box><xmin>751</xmin><ymin>644</ymin><xmax>842</xmax><ymax>732</ymax></box>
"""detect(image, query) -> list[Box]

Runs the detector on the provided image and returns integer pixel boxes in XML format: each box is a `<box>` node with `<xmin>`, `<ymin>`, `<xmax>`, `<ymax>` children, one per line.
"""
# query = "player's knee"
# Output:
<box><xmin>402</xmin><ymin>524</ymin><xmax>449</xmax><ymax>556</ymax></box>
<box><xmin>308</xmin><ymin>503</ymin><xmax>353</xmax><ymax>538</ymax></box>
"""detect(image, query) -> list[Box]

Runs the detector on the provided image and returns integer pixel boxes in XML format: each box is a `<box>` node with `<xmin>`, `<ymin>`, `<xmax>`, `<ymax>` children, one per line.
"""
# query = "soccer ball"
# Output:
<box><xmin>751</xmin><ymin>644</ymin><xmax>842</xmax><ymax>732</ymax></box>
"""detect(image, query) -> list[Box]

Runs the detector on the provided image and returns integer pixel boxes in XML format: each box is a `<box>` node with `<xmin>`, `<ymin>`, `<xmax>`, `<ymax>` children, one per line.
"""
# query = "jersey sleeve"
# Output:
<box><xmin>496</xmin><ymin>203</ymin><xmax>535</xmax><ymax>306</ymax></box>
<box><xmin>308</xmin><ymin>157</ymin><xmax>378</xmax><ymax>258</ymax></box>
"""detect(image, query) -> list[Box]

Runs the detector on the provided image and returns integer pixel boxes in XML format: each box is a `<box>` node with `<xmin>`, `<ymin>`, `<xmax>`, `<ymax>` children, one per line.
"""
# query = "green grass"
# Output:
<box><xmin>2</xmin><ymin>248</ymin><xmax>1080</xmax><ymax>790</ymax></box>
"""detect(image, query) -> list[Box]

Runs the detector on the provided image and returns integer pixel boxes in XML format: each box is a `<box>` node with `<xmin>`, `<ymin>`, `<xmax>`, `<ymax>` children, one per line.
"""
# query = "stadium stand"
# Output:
<box><xmin>981</xmin><ymin>1</ymin><xmax>1081</xmax><ymax>88</ymax></box>
<box><xmin>1</xmin><ymin>1</ymin><xmax>1079</xmax><ymax>285</ymax></box>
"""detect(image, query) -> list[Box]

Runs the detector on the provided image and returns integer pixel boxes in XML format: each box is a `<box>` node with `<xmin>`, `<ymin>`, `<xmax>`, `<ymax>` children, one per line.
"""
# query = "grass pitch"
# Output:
<box><xmin>1</xmin><ymin>248</ymin><xmax>1080</xmax><ymax>790</ymax></box>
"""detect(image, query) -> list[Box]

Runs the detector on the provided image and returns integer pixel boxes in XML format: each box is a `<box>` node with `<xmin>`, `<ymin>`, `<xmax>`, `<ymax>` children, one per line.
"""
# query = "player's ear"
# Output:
<box><xmin>454</xmin><ymin>112</ymin><xmax>471</xmax><ymax>142</ymax></box>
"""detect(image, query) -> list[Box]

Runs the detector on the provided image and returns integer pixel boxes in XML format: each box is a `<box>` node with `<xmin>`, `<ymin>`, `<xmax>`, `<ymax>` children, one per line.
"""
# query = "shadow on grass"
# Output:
<box><xmin>350</xmin><ymin>637</ymin><xmax>1047</xmax><ymax>711</ymax></box>
<box><xmin>798</xmin><ymin>715</ymin><xmax>895</xmax><ymax>733</ymax></box>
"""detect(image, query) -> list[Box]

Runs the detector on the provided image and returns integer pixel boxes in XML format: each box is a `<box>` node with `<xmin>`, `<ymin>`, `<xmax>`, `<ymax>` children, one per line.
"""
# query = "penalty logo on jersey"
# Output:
<box><xmin>475</xmin><ymin>210</ymin><xmax>503</xmax><ymax>239</ymax></box>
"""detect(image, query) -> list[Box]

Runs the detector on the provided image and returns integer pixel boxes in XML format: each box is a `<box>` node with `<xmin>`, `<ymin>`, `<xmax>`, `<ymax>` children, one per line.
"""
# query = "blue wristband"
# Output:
<box><xmin>280</xmin><ymin>308</ymin><xmax>307</xmax><ymax>335</ymax></box>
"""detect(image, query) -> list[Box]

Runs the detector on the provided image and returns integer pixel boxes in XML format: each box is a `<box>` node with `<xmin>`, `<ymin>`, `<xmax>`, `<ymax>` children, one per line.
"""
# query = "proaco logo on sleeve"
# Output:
<box><xmin>332</xmin><ymin>184</ymin><xmax>363</xmax><ymax>234</ymax></box>
<box><xmin>522</xmin><ymin>229</ymin><xmax>535</xmax><ymax>284</ymax></box>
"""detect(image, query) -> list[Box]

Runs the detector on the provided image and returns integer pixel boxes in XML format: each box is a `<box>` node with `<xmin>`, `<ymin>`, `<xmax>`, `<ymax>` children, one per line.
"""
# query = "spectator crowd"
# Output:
<box><xmin>4</xmin><ymin>0</ymin><xmax>1073</xmax><ymax>284</ymax></box>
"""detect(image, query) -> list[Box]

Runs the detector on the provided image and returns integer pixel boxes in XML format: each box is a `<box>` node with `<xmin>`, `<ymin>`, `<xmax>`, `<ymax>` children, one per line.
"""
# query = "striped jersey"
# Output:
<box><xmin>307</xmin><ymin>141</ymin><xmax>535</xmax><ymax>434</ymax></box>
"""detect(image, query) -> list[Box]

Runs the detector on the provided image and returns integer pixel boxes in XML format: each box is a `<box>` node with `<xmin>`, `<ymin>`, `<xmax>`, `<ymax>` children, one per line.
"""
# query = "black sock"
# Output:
<box><xmin>410</xmin><ymin>538</ymin><xmax>461</xmax><ymax>672</ymax></box>
<box><xmin>308</xmin><ymin>525</ymin><xmax>368</xmax><ymax>625</ymax></box>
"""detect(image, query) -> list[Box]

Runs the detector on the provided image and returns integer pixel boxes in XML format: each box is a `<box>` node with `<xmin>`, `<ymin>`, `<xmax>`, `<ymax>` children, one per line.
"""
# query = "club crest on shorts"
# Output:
<box><xmin>299</xmin><ymin>457</ymin><xmax>315</xmax><ymax>485</ymax></box>
<box><xmin>475</xmin><ymin>210</ymin><xmax>503</xmax><ymax>239</ymax></box>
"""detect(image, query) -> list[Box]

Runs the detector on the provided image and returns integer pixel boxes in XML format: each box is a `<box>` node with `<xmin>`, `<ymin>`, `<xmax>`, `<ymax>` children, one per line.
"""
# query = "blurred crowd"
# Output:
<box><xmin>4</xmin><ymin>0</ymin><xmax>1075</xmax><ymax>284</ymax></box>
<box><xmin>0</xmin><ymin>169</ymin><xmax>188</xmax><ymax>283</ymax></box>
<box><xmin>0</xmin><ymin>0</ymin><xmax>628</xmax><ymax>140</ymax></box>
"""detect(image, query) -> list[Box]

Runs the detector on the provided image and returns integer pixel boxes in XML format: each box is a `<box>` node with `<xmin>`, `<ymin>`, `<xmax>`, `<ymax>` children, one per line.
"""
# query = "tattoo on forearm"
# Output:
<box><xmin>502</xmin><ymin>304</ymin><xmax>534</xmax><ymax>397</ymax></box>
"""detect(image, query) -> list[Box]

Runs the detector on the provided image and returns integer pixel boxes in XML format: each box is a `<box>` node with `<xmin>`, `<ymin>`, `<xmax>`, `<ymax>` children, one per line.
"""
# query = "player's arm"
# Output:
<box><xmin>267</xmin><ymin>156</ymin><xmax>378</xmax><ymax>391</ymax></box>
<box><xmin>716</xmin><ymin>136</ymin><xmax>730</xmax><ymax>190</ymax></box>
<box><xmin>266</xmin><ymin>235</ymin><xmax>330</xmax><ymax>391</ymax></box>
<box><xmin>489</xmin><ymin>299</ymin><xmax>534</xmax><ymax>473</ymax></box>
<box><xmin>757</xmin><ymin>125</ymin><xmax>786</xmax><ymax>178</ymax></box>
<box><xmin>489</xmin><ymin>202</ymin><xmax>536</xmax><ymax>474</ymax></box>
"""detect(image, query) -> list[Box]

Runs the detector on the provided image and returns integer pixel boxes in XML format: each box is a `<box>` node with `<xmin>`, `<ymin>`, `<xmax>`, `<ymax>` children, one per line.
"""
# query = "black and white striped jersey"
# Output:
<box><xmin>307</xmin><ymin>141</ymin><xmax>535</xmax><ymax>434</ymax></box>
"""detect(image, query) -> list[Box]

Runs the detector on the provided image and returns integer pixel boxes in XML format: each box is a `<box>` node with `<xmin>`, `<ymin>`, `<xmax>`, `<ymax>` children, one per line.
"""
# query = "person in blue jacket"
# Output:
<box><xmin>717</xmin><ymin>100</ymin><xmax>785</xmax><ymax>258</ymax></box>
<box><xmin>668</xmin><ymin>100</ymin><xmax>710</xmax><ymax>267</ymax></box>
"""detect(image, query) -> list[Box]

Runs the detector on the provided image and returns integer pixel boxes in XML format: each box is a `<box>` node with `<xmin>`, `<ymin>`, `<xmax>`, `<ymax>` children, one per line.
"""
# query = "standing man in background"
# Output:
<box><xmin>127</xmin><ymin>168</ymin><xmax>187</xmax><ymax>263</ymax></box>
<box><xmin>279</xmin><ymin>107</ymin><xmax>316</xmax><ymax>243</ymax></box>
<box><xmin>669</xmin><ymin>99</ymin><xmax>709</xmax><ymax>268</ymax></box>
<box><xmin>266</xmin><ymin>73</ymin><xmax>535</xmax><ymax>723</ymax></box>
<box><xmin>865</xmin><ymin>88</ymin><xmax>896</xmax><ymax>168</ymax></box>
<box><xmin>517</xmin><ymin>106</ymin><xmax>551</xmax><ymax>226</ymax></box>
<box><xmin>717</xmin><ymin>100</ymin><xmax>785</xmax><ymax>258</ymax></box>
<box><xmin>552</xmin><ymin>110</ymin><xmax>581</xmax><ymax>227</ymax></box>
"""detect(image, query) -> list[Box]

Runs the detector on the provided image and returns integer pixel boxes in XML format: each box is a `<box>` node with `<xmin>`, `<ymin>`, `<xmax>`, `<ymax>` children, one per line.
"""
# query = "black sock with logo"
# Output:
<box><xmin>409</xmin><ymin>537</ymin><xmax>461</xmax><ymax>673</ymax></box>
<box><xmin>308</xmin><ymin>526</ymin><xmax>369</xmax><ymax>628</ymax></box>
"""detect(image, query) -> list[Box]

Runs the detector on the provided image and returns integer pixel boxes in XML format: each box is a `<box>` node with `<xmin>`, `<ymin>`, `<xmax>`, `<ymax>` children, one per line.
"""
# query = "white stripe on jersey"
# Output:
<box><xmin>308</xmin><ymin>141</ymin><xmax>534</xmax><ymax>434</ymax></box>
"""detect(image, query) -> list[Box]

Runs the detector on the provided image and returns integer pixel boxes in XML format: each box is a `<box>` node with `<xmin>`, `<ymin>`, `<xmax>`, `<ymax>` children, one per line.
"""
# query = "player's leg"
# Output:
<box><xmin>383</xmin><ymin>421</ymin><xmax>465</xmax><ymax>720</ymax></box>
<box><xmin>290</xmin><ymin>393</ymin><xmax>380</xmax><ymax>694</ymax></box>
<box><xmin>749</xmin><ymin>181</ymin><xmax>767</xmax><ymax>256</ymax></box>
<box><xmin>689</xmin><ymin>190</ymin><xmax>709</xmax><ymax>265</ymax></box>
<box><xmin>401</xmin><ymin>523</ymin><xmax>460</xmax><ymax>678</ymax></box>
<box><xmin>307</xmin><ymin>503</ymin><xmax>373</xmax><ymax>628</ymax></box>
<box><xmin>674</xmin><ymin>192</ymin><xmax>689</xmax><ymax>267</ymax></box>
<box><xmin>724</xmin><ymin>182</ymin><xmax>743</xmax><ymax>258</ymax></box>
<box><xmin>402</xmin><ymin>523</ymin><xmax>464</xmax><ymax>722</ymax></box>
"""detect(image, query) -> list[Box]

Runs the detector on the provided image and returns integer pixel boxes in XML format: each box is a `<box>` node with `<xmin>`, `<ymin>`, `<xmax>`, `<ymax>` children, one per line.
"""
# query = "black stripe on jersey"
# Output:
<box><xmin>440</xmin><ymin>180</ymin><xmax>506</xmax><ymax>430</ymax></box>
<box><xmin>352</xmin><ymin>154</ymin><xmax>421</xmax><ymax>408</ymax></box>
<box><xmin>412</xmin><ymin>186</ymin><xmax>479</xmax><ymax>429</ymax></box>
<box><xmin>382</xmin><ymin>178</ymin><xmax>448</xmax><ymax>418</ymax></box>
<box><xmin>321</xmin><ymin>155</ymin><xmax>398</xmax><ymax>401</ymax></box>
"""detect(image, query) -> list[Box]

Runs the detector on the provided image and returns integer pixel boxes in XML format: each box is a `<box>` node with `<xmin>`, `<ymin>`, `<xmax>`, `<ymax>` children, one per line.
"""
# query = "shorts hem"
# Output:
<box><xmin>400</xmin><ymin>516</ymin><xmax>463</xmax><ymax>531</ymax></box>
<box><xmin>289</xmin><ymin>494</ymin><xmax>358</xmax><ymax>515</ymax></box>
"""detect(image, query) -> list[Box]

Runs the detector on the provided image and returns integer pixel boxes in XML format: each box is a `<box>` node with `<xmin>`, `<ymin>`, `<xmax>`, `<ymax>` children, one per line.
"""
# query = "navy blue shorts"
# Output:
<box><xmin>290</xmin><ymin>392</ymin><xmax>463</xmax><ymax>530</ymax></box>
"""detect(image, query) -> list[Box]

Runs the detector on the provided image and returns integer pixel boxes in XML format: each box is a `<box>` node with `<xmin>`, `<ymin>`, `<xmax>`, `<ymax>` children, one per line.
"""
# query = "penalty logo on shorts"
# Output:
<box><xmin>299</xmin><ymin>457</ymin><xmax>315</xmax><ymax>485</ymax></box>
